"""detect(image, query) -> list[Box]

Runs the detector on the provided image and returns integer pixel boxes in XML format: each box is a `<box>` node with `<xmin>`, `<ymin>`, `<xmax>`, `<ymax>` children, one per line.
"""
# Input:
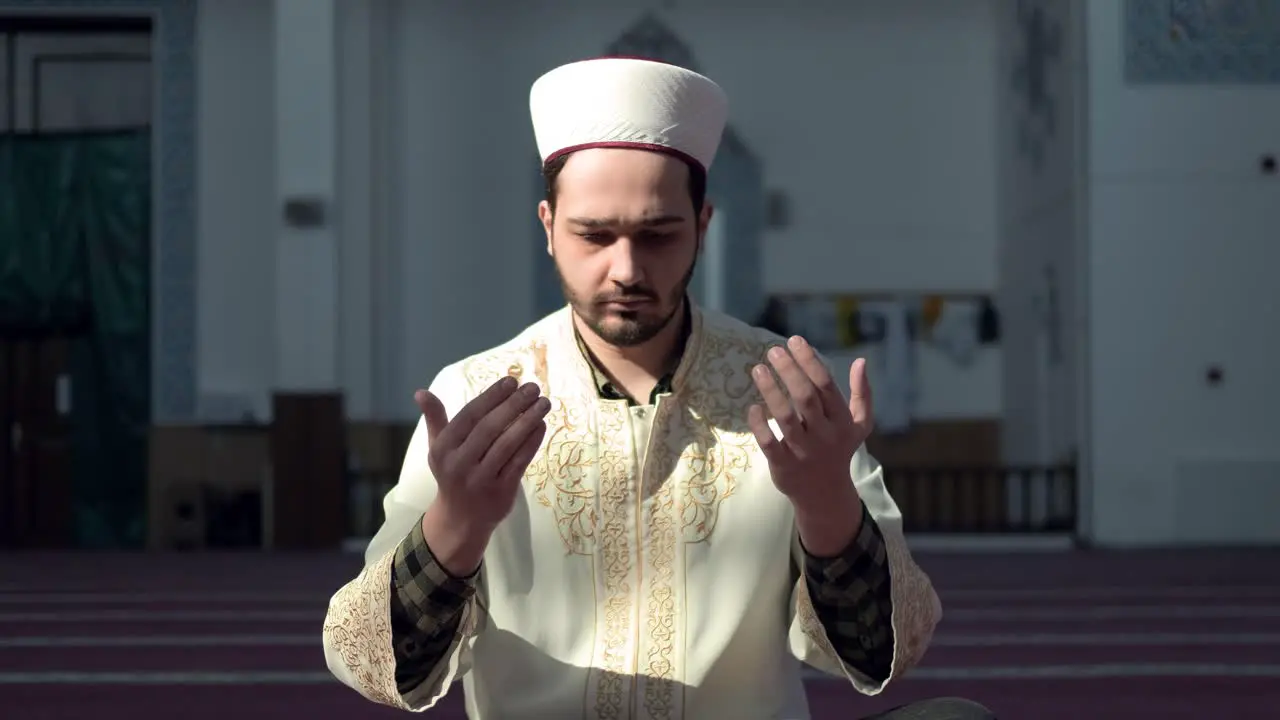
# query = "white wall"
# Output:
<box><xmin>195</xmin><ymin>0</ymin><xmax>276</xmax><ymax>421</ymax></box>
<box><xmin>1083</xmin><ymin>1</ymin><xmax>1280</xmax><ymax>545</ymax></box>
<box><xmin>994</xmin><ymin>0</ymin><xmax>1080</xmax><ymax>467</ymax></box>
<box><xmin>193</xmin><ymin>0</ymin><xmax>1005</xmax><ymax>423</ymax></box>
<box><xmin>196</xmin><ymin>0</ymin><xmax>388</xmax><ymax>422</ymax></box>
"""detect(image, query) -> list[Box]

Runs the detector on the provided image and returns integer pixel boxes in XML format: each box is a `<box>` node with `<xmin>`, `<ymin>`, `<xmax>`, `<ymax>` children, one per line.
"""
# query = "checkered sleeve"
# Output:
<box><xmin>802</xmin><ymin>501</ymin><xmax>895</xmax><ymax>683</ymax></box>
<box><xmin>388</xmin><ymin>515</ymin><xmax>478</xmax><ymax>695</ymax></box>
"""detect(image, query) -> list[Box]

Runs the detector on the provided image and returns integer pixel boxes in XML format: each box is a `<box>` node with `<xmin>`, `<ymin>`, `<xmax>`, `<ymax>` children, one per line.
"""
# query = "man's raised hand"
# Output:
<box><xmin>416</xmin><ymin>376</ymin><xmax>550</xmax><ymax>531</ymax></box>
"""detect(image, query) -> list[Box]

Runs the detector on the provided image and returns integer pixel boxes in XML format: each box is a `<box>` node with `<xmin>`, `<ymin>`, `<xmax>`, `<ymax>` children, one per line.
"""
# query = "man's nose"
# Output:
<box><xmin>605</xmin><ymin>237</ymin><xmax>645</xmax><ymax>286</ymax></box>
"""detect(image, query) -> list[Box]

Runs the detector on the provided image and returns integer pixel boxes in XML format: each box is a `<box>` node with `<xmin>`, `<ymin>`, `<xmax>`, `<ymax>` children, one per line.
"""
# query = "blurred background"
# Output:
<box><xmin>0</xmin><ymin>0</ymin><xmax>1277</xmax><ymax>718</ymax></box>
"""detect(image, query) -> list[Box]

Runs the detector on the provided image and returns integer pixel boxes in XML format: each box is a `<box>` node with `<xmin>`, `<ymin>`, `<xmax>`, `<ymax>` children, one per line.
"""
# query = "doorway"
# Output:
<box><xmin>0</xmin><ymin>335</ymin><xmax>76</xmax><ymax>547</ymax></box>
<box><xmin>0</xmin><ymin>14</ymin><xmax>153</xmax><ymax>549</ymax></box>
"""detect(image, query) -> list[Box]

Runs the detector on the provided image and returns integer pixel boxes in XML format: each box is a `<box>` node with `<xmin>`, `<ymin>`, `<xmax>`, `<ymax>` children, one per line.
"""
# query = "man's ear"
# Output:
<box><xmin>538</xmin><ymin>200</ymin><xmax>554</xmax><ymax>256</ymax></box>
<box><xmin>697</xmin><ymin>202</ymin><xmax>715</xmax><ymax>253</ymax></box>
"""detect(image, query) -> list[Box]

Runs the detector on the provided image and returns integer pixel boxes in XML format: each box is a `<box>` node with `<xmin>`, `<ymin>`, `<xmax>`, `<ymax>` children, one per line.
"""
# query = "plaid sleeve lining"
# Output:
<box><xmin>802</xmin><ymin>501</ymin><xmax>895</xmax><ymax>682</ymax></box>
<box><xmin>388</xmin><ymin>517</ymin><xmax>478</xmax><ymax>694</ymax></box>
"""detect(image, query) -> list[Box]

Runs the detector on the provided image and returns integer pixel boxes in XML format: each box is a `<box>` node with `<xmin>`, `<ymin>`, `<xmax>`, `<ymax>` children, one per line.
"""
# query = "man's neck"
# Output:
<box><xmin>574</xmin><ymin>301</ymin><xmax>688</xmax><ymax>402</ymax></box>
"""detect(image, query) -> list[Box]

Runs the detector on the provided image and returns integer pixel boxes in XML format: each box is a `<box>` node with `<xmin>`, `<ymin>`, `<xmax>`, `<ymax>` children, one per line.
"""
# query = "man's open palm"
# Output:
<box><xmin>746</xmin><ymin>336</ymin><xmax>874</xmax><ymax>505</ymax></box>
<box><xmin>416</xmin><ymin>377</ymin><xmax>550</xmax><ymax>530</ymax></box>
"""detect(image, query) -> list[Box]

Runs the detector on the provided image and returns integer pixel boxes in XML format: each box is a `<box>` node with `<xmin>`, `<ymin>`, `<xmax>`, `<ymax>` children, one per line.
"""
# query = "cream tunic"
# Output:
<box><xmin>322</xmin><ymin>305</ymin><xmax>941</xmax><ymax>719</ymax></box>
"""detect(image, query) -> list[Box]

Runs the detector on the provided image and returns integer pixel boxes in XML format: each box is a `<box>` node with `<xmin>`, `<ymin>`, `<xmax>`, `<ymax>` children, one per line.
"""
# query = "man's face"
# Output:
<box><xmin>539</xmin><ymin>148</ymin><xmax>710</xmax><ymax>347</ymax></box>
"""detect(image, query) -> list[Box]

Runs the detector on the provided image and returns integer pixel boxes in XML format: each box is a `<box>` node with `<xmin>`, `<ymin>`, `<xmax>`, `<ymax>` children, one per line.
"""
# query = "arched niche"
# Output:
<box><xmin>531</xmin><ymin>14</ymin><xmax>767</xmax><ymax>325</ymax></box>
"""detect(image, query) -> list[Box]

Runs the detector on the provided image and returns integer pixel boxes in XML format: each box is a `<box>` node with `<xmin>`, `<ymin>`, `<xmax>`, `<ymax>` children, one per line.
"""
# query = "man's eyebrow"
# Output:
<box><xmin>565</xmin><ymin>215</ymin><xmax>687</xmax><ymax>229</ymax></box>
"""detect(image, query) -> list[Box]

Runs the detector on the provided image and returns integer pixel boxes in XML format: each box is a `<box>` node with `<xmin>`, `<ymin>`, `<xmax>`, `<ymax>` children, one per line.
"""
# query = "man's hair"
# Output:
<box><xmin>541</xmin><ymin>151</ymin><xmax>707</xmax><ymax>217</ymax></box>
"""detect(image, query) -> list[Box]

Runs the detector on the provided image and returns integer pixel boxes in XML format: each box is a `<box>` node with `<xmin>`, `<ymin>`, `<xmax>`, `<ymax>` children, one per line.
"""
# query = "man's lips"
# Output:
<box><xmin>601</xmin><ymin>297</ymin><xmax>654</xmax><ymax>307</ymax></box>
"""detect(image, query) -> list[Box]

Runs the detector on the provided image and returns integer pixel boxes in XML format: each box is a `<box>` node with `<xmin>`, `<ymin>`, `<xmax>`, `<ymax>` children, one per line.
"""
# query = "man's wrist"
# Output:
<box><xmin>420</xmin><ymin>499</ymin><xmax>494</xmax><ymax>579</ymax></box>
<box><xmin>793</xmin><ymin>480</ymin><xmax>863</xmax><ymax>558</ymax></box>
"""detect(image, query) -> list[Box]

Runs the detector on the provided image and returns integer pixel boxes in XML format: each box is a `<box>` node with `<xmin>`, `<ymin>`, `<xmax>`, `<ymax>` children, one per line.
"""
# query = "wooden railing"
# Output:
<box><xmin>885</xmin><ymin>465</ymin><xmax>1077</xmax><ymax>534</ymax></box>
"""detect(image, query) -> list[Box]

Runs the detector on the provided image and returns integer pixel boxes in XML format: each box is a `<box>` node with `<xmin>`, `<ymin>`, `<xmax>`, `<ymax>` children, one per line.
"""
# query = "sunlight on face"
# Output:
<box><xmin>540</xmin><ymin>148</ymin><xmax>707</xmax><ymax>347</ymax></box>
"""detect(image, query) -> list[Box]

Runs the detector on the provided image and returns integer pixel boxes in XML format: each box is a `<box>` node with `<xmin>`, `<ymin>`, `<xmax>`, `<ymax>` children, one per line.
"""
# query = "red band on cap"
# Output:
<box><xmin>543</xmin><ymin>141</ymin><xmax>705</xmax><ymax>173</ymax></box>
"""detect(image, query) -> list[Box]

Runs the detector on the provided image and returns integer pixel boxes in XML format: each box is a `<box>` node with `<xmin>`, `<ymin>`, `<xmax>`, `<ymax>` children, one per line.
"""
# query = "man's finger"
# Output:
<box><xmin>748</xmin><ymin>403</ymin><xmax>795</xmax><ymax>466</ymax></box>
<box><xmin>475</xmin><ymin>395</ymin><xmax>551</xmax><ymax>481</ymax></box>
<box><xmin>786</xmin><ymin>336</ymin><xmax>845</xmax><ymax>421</ymax></box>
<box><xmin>455</xmin><ymin>383</ymin><xmax>542</xmax><ymax>468</ymax></box>
<box><xmin>766</xmin><ymin>343</ymin><xmax>826</xmax><ymax>424</ymax></box>
<box><xmin>752</xmin><ymin>361</ymin><xmax>803</xmax><ymax>440</ymax></box>
<box><xmin>437</xmin><ymin>376</ymin><xmax>519</xmax><ymax>449</ymax></box>
<box><xmin>415</xmin><ymin>389</ymin><xmax>449</xmax><ymax>445</ymax></box>
<box><xmin>492</xmin><ymin>416</ymin><xmax>549</xmax><ymax>489</ymax></box>
<box><xmin>848</xmin><ymin>357</ymin><xmax>874</xmax><ymax>430</ymax></box>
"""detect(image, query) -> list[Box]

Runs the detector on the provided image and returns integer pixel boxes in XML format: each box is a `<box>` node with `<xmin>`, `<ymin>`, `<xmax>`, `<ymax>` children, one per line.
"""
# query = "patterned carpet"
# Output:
<box><xmin>2</xmin><ymin>547</ymin><xmax>1277</xmax><ymax>719</ymax></box>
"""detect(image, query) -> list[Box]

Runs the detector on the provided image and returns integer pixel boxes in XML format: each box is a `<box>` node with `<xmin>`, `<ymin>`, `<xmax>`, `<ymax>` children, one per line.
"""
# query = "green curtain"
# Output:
<box><xmin>0</xmin><ymin>130</ymin><xmax>152</xmax><ymax>548</ymax></box>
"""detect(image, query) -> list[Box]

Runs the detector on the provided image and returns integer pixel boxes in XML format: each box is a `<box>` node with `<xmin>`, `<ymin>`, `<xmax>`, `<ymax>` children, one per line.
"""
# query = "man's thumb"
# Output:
<box><xmin>415</xmin><ymin>389</ymin><xmax>448</xmax><ymax>442</ymax></box>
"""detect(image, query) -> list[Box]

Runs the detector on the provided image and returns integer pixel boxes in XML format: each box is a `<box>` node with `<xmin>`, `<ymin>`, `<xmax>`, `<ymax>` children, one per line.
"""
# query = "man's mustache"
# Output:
<box><xmin>597</xmin><ymin>289</ymin><xmax>658</xmax><ymax>303</ymax></box>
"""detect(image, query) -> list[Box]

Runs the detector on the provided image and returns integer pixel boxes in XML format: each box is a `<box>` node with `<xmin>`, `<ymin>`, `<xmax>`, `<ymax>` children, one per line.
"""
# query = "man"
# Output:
<box><xmin>322</xmin><ymin>57</ymin><xmax>994</xmax><ymax>720</ymax></box>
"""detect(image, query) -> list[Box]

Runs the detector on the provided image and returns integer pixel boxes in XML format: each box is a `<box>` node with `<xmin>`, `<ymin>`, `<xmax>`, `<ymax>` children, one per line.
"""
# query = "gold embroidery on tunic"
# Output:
<box><xmin>673</xmin><ymin>330</ymin><xmax>770</xmax><ymax>544</ymax></box>
<box><xmin>525</xmin><ymin>400</ymin><xmax>598</xmax><ymax>555</ymax></box>
<box><xmin>640</xmin><ymin>403</ymin><xmax>682</xmax><ymax>720</ymax></box>
<box><xmin>322</xmin><ymin>549</ymin><xmax>406</xmax><ymax>709</ymax></box>
<box><xmin>465</xmin><ymin>343</ymin><xmax>602</xmax><ymax>556</ymax></box>
<box><xmin>532</xmin><ymin>340</ymin><xmax>549</xmax><ymax>388</ymax></box>
<box><xmin>634</xmin><ymin>327</ymin><xmax>776</xmax><ymax>719</ymax></box>
<box><xmin>459</xmin><ymin>312</ymin><xmax>818</xmax><ymax>720</ymax></box>
<box><xmin>593</xmin><ymin>400</ymin><xmax>636</xmax><ymax>718</ymax></box>
<box><xmin>390</xmin><ymin>310</ymin><xmax>940</xmax><ymax>716</ymax></box>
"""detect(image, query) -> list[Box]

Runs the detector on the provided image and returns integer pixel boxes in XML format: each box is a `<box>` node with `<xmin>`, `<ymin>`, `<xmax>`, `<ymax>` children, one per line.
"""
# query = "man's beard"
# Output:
<box><xmin>557</xmin><ymin>253</ymin><xmax>697</xmax><ymax>348</ymax></box>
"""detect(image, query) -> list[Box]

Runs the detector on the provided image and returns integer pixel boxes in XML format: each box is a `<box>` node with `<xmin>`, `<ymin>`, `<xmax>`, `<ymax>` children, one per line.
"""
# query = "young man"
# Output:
<box><xmin>323</xmin><ymin>57</ymin><xmax>992</xmax><ymax>720</ymax></box>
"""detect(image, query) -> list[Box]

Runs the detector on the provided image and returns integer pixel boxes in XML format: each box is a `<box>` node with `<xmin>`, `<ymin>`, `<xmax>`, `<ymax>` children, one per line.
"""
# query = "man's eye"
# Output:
<box><xmin>579</xmin><ymin>232</ymin><xmax>611</xmax><ymax>243</ymax></box>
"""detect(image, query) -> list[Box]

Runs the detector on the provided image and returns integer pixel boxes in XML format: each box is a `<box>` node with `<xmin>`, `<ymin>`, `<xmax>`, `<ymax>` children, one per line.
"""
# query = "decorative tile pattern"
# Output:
<box><xmin>1125</xmin><ymin>0</ymin><xmax>1280</xmax><ymax>84</ymax></box>
<box><xmin>2</xmin><ymin>0</ymin><xmax>198</xmax><ymax>421</ymax></box>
